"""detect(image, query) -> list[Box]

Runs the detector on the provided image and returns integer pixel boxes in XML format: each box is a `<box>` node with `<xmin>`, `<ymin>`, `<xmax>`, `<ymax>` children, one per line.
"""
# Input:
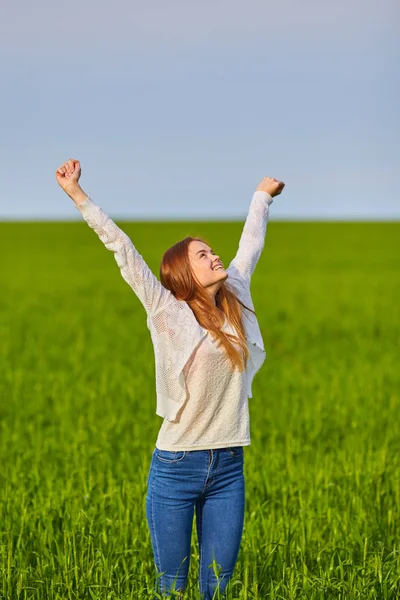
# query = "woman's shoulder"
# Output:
<box><xmin>147</xmin><ymin>298</ymin><xmax>200</xmax><ymax>333</ymax></box>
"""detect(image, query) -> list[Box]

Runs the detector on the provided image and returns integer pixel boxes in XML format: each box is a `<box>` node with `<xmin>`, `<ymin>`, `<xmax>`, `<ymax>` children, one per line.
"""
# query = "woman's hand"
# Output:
<box><xmin>56</xmin><ymin>158</ymin><xmax>81</xmax><ymax>191</ymax></box>
<box><xmin>56</xmin><ymin>158</ymin><xmax>88</xmax><ymax>204</ymax></box>
<box><xmin>256</xmin><ymin>177</ymin><xmax>285</xmax><ymax>197</ymax></box>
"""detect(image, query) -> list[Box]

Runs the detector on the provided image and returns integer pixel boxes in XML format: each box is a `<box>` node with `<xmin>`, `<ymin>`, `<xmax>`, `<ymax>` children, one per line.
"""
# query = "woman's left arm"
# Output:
<box><xmin>226</xmin><ymin>177</ymin><xmax>285</xmax><ymax>282</ymax></box>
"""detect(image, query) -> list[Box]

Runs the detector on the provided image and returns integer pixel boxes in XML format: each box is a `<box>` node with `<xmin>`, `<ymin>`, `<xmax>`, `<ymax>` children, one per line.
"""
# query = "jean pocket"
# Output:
<box><xmin>156</xmin><ymin>449</ymin><xmax>187</xmax><ymax>463</ymax></box>
<box><xmin>229</xmin><ymin>446</ymin><xmax>244</xmax><ymax>458</ymax></box>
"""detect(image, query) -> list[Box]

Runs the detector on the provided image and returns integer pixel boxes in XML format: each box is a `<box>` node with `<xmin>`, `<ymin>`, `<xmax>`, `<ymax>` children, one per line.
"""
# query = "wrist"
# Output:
<box><xmin>64</xmin><ymin>183</ymin><xmax>88</xmax><ymax>204</ymax></box>
<box><xmin>254</xmin><ymin>190</ymin><xmax>273</xmax><ymax>205</ymax></box>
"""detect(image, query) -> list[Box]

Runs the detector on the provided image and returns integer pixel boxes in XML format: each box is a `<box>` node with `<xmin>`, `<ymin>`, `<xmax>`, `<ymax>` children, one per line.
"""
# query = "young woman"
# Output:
<box><xmin>56</xmin><ymin>158</ymin><xmax>285</xmax><ymax>599</ymax></box>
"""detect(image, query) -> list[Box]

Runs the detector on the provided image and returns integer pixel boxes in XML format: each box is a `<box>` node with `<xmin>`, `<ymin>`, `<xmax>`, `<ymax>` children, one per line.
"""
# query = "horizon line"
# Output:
<box><xmin>1</xmin><ymin>216</ymin><xmax>399</xmax><ymax>224</ymax></box>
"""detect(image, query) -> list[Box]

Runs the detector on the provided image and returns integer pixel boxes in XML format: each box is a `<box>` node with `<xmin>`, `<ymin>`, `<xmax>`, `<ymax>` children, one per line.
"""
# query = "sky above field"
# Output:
<box><xmin>1</xmin><ymin>0</ymin><xmax>398</xmax><ymax>221</ymax></box>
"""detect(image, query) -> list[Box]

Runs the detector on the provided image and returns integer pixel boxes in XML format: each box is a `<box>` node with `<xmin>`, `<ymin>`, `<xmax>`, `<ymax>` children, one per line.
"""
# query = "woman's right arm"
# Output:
<box><xmin>56</xmin><ymin>158</ymin><xmax>176</xmax><ymax>317</ymax></box>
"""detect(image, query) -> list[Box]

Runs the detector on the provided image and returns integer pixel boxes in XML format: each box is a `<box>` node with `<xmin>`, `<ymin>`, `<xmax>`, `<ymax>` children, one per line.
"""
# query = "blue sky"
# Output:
<box><xmin>1</xmin><ymin>0</ymin><xmax>398</xmax><ymax>221</ymax></box>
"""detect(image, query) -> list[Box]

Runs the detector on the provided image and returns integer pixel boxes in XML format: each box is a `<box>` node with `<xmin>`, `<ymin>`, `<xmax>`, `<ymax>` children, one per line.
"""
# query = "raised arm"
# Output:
<box><xmin>56</xmin><ymin>158</ymin><xmax>176</xmax><ymax>317</ymax></box>
<box><xmin>227</xmin><ymin>177</ymin><xmax>285</xmax><ymax>282</ymax></box>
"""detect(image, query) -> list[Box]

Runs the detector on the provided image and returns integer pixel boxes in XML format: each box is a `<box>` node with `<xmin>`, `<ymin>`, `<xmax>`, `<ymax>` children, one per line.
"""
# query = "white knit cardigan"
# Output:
<box><xmin>75</xmin><ymin>190</ymin><xmax>273</xmax><ymax>421</ymax></box>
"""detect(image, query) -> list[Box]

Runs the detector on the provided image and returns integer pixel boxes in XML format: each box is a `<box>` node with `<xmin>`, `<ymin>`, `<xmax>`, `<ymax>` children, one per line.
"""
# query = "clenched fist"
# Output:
<box><xmin>256</xmin><ymin>177</ymin><xmax>285</xmax><ymax>197</ymax></box>
<box><xmin>56</xmin><ymin>158</ymin><xmax>81</xmax><ymax>191</ymax></box>
<box><xmin>56</xmin><ymin>158</ymin><xmax>88</xmax><ymax>204</ymax></box>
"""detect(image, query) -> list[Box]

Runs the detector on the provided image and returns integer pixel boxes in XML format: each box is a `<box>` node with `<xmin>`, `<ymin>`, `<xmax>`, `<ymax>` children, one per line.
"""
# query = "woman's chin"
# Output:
<box><xmin>218</xmin><ymin>271</ymin><xmax>229</xmax><ymax>281</ymax></box>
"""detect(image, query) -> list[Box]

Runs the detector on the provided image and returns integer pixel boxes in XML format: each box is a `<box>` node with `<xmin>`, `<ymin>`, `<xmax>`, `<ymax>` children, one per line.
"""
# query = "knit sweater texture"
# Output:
<box><xmin>74</xmin><ymin>191</ymin><xmax>273</xmax><ymax>440</ymax></box>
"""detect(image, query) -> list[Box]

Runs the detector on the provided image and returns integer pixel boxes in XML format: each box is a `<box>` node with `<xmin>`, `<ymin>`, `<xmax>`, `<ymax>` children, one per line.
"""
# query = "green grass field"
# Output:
<box><xmin>0</xmin><ymin>217</ymin><xmax>399</xmax><ymax>599</ymax></box>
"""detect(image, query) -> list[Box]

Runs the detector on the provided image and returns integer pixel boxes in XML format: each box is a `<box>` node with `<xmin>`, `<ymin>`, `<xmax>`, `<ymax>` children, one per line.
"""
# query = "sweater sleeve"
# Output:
<box><xmin>227</xmin><ymin>191</ymin><xmax>273</xmax><ymax>282</ymax></box>
<box><xmin>74</xmin><ymin>196</ymin><xmax>175</xmax><ymax>316</ymax></box>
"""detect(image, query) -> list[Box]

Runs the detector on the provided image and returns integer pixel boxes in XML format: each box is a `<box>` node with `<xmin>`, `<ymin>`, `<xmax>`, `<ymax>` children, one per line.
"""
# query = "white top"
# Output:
<box><xmin>156</xmin><ymin>319</ymin><xmax>250</xmax><ymax>450</ymax></box>
<box><xmin>74</xmin><ymin>190</ymin><xmax>273</xmax><ymax>424</ymax></box>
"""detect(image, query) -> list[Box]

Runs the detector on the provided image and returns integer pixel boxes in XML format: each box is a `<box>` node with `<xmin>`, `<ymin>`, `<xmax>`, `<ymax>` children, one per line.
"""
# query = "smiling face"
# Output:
<box><xmin>188</xmin><ymin>240</ymin><xmax>229</xmax><ymax>295</ymax></box>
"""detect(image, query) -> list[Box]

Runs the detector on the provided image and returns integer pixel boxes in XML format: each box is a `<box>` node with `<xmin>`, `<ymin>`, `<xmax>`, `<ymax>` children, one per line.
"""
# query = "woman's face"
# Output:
<box><xmin>188</xmin><ymin>240</ymin><xmax>228</xmax><ymax>289</ymax></box>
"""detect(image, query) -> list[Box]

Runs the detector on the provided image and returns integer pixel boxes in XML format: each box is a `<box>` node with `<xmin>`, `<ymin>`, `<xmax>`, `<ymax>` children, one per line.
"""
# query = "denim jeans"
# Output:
<box><xmin>145</xmin><ymin>446</ymin><xmax>245</xmax><ymax>599</ymax></box>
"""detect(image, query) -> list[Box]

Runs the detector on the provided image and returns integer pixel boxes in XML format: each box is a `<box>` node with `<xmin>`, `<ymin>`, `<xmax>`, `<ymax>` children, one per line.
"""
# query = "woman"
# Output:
<box><xmin>56</xmin><ymin>158</ymin><xmax>285</xmax><ymax>599</ymax></box>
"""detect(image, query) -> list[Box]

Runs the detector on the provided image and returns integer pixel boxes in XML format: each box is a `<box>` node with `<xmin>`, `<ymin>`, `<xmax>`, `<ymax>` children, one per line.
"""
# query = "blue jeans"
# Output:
<box><xmin>145</xmin><ymin>446</ymin><xmax>245</xmax><ymax>599</ymax></box>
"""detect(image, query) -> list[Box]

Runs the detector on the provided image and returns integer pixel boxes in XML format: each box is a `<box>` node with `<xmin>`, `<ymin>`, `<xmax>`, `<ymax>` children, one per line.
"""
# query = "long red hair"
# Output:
<box><xmin>160</xmin><ymin>236</ymin><xmax>256</xmax><ymax>371</ymax></box>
